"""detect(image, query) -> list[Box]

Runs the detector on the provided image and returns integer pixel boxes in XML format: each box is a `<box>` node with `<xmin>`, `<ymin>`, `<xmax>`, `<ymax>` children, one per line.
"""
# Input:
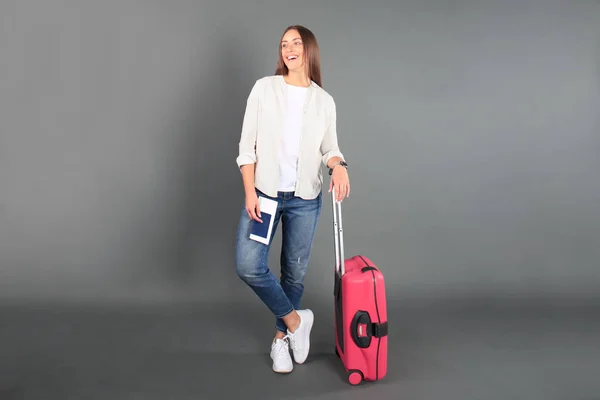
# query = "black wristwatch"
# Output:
<box><xmin>329</xmin><ymin>160</ymin><xmax>348</xmax><ymax>175</ymax></box>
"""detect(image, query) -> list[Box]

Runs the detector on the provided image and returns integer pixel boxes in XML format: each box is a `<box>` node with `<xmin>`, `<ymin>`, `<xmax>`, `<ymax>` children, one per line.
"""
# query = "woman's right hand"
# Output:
<box><xmin>245</xmin><ymin>192</ymin><xmax>263</xmax><ymax>223</ymax></box>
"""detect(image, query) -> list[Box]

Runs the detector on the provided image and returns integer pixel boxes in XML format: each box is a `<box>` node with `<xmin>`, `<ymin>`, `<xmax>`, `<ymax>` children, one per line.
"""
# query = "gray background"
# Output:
<box><xmin>2</xmin><ymin>1</ymin><xmax>600</xmax><ymax>399</ymax></box>
<box><xmin>1</xmin><ymin>0</ymin><xmax>599</xmax><ymax>306</ymax></box>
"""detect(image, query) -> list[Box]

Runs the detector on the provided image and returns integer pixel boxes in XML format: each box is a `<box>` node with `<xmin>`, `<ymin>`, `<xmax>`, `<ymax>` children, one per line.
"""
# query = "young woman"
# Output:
<box><xmin>235</xmin><ymin>25</ymin><xmax>350</xmax><ymax>374</ymax></box>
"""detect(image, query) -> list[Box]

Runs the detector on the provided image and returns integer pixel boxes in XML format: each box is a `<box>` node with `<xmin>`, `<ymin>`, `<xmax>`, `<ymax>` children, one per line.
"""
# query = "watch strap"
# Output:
<box><xmin>329</xmin><ymin>160</ymin><xmax>348</xmax><ymax>175</ymax></box>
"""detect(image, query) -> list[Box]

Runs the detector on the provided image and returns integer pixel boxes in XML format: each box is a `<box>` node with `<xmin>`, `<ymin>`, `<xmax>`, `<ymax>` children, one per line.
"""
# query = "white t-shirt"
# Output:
<box><xmin>278</xmin><ymin>84</ymin><xmax>308</xmax><ymax>191</ymax></box>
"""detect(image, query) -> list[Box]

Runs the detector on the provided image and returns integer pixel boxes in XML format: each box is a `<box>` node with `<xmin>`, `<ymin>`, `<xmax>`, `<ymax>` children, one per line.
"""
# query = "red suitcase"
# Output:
<box><xmin>331</xmin><ymin>189</ymin><xmax>388</xmax><ymax>385</ymax></box>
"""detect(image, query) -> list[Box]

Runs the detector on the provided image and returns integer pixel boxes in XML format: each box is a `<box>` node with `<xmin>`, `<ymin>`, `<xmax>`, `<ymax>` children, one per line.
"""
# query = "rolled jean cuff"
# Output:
<box><xmin>275</xmin><ymin>306</ymin><xmax>294</xmax><ymax>319</ymax></box>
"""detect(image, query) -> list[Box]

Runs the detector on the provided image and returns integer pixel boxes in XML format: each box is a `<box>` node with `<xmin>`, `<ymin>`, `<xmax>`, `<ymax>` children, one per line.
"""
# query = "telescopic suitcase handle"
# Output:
<box><xmin>332</xmin><ymin>188</ymin><xmax>345</xmax><ymax>276</ymax></box>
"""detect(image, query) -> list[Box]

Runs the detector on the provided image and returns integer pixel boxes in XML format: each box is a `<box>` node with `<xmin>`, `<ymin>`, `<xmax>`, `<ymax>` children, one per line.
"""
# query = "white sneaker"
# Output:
<box><xmin>270</xmin><ymin>337</ymin><xmax>293</xmax><ymax>373</ymax></box>
<box><xmin>287</xmin><ymin>309</ymin><xmax>314</xmax><ymax>364</ymax></box>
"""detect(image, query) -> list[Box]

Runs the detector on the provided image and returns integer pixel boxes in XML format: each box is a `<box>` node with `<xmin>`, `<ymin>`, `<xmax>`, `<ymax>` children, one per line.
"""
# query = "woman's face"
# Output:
<box><xmin>281</xmin><ymin>29</ymin><xmax>305</xmax><ymax>72</ymax></box>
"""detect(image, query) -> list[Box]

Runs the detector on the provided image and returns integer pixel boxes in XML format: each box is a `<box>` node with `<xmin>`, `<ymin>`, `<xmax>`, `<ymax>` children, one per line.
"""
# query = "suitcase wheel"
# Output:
<box><xmin>348</xmin><ymin>370</ymin><xmax>363</xmax><ymax>386</ymax></box>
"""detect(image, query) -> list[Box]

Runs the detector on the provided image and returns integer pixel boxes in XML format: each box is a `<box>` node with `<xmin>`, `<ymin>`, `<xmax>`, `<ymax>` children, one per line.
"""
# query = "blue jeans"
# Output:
<box><xmin>235</xmin><ymin>188</ymin><xmax>322</xmax><ymax>333</ymax></box>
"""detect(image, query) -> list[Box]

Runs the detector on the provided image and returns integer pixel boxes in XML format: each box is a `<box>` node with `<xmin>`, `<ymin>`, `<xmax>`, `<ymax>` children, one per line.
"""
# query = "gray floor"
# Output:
<box><xmin>1</xmin><ymin>298</ymin><xmax>599</xmax><ymax>400</ymax></box>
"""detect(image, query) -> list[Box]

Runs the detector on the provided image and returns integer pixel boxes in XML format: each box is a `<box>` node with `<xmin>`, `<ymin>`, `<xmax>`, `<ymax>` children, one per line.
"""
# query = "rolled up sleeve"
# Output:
<box><xmin>320</xmin><ymin>97</ymin><xmax>344</xmax><ymax>166</ymax></box>
<box><xmin>236</xmin><ymin>80</ymin><xmax>261</xmax><ymax>169</ymax></box>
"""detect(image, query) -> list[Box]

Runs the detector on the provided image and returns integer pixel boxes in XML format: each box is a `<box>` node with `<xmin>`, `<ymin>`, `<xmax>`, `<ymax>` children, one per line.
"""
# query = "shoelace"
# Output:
<box><xmin>274</xmin><ymin>336</ymin><xmax>290</xmax><ymax>356</ymax></box>
<box><xmin>286</xmin><ymin>331</ymin><xmax>298</xmax><ymax>350</ymax></box>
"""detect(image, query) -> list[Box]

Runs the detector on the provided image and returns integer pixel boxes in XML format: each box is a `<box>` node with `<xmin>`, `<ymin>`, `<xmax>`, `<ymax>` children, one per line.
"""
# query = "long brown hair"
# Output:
<box><xmin>275</xmin><ymin>25</ymin><xmax>322</xmax><ymax>87</ymax></box>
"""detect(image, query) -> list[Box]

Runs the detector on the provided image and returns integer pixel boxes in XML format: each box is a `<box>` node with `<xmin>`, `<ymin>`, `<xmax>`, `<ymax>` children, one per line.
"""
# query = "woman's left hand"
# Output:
<box><xmin>329</xmin><ymin>166</ymin><xmax>350</xmax><ymax>202</ymax></box>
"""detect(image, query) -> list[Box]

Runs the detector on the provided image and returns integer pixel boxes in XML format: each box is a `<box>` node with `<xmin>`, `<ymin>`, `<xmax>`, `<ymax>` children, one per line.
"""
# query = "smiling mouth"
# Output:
<box><xmin>287</xmin><ymin>55</ymin><xmax>298</xmax><ymax>61</ymax></box>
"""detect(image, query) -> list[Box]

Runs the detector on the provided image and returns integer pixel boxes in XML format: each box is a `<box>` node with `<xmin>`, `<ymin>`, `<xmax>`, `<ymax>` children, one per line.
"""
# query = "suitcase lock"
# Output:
<box><xmin>351</xmin><ymin>311</ymin><xmax>388</xmax><ymax>348</ymax></box>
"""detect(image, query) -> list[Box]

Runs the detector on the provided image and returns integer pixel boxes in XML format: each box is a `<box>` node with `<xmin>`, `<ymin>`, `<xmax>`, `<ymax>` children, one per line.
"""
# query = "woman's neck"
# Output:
<box><xmin>284</xmin><ymin>70</ymin><xmax>310</xmax><ymax>87</ymax></box>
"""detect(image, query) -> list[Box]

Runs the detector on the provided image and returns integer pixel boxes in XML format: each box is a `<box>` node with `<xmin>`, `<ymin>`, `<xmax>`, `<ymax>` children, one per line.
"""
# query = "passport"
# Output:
<box><xmin>249</xmin><ymin>196</ymin><xmax>278</xmax><ymax>245</ymax></box>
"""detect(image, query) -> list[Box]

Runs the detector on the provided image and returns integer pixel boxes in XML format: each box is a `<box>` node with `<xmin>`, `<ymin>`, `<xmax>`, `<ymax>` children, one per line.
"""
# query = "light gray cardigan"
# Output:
<box><xmin>236</xmin><ymin>75</ymin><xmax>345</xmax><ymax>199</ymax></box>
